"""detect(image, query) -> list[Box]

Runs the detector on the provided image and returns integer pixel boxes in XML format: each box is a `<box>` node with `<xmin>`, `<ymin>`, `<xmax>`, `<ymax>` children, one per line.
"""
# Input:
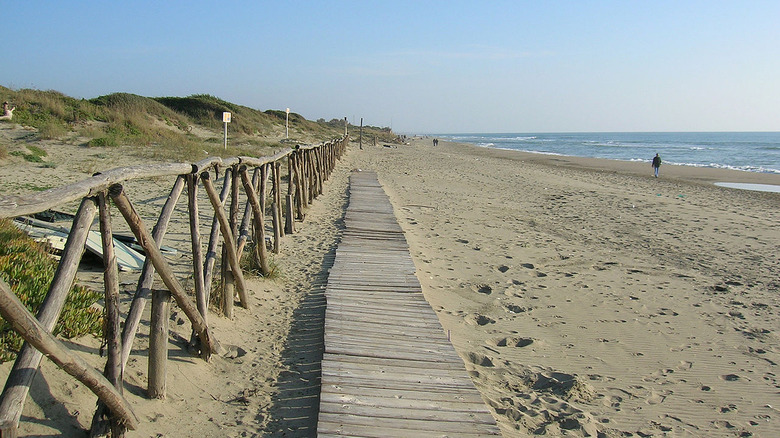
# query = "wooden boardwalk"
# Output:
<box><xmin>317</xmin><ymin>171</ymin><xmax>501</xmax><ymax>437</ymax></box>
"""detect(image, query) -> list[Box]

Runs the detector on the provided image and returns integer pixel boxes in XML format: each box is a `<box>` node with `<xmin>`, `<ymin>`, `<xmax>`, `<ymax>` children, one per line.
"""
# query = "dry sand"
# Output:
<box><xmin>1</xmin><ymin>123</ymin><xmax>779</xmax><ymax>437</ymax></box>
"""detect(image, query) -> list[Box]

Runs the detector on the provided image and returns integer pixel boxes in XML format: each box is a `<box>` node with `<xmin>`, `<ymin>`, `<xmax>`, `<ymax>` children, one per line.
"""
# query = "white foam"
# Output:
<box><xmin>714</xmin><ymin>182</ymin><xmax>780</xmax><ymax>193</ymax></box>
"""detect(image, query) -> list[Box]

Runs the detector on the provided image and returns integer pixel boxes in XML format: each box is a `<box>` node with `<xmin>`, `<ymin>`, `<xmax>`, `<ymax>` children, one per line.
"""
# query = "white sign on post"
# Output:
<box><xmin>285</xmin><ymin>108</ymin><xmax>290</xmax><ymax>139</ymax></box>
<box><xmin>223</xmin><ymin>112</ymin><xmax>231</xmax><ymax>150</ymax></box>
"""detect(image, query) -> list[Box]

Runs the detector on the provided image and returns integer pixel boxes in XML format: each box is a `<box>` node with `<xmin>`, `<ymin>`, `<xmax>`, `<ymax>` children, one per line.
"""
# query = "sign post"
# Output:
<box><xmin>285</xmin><ymin>108</ymin><xmax>290</xmax><ymax>139</ymax></box>
<box><xmin>222</xmin><ymin>112</ymin><xmax>231</xmax><ymax>150</ymax></box>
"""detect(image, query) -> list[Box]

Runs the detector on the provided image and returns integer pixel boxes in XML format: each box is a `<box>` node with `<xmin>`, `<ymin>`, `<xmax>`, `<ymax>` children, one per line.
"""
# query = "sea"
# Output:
<box><xmin>434</xmin><ymin>132</ymin><xmax>780</xmax><ymax>175</ymax></box>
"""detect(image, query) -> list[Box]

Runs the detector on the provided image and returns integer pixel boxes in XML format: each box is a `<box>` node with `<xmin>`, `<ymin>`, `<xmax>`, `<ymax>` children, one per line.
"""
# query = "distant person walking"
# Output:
<box><xmin>652</xmin><ymin>153</ymin><xmax>661</xmax><ymax>177</ymax></box>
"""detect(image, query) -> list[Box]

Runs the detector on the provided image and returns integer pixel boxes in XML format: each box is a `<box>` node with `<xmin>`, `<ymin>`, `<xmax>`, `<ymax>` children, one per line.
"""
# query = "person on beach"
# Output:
<box><xmin>0</xmin><ymin>102</ymin><xmax>15</xmax><ymax>121</ymax></box>
<box><xmin>652</xmin><ymin>153</ymin><xmax>661</xmax><ymax>177</ymax></box>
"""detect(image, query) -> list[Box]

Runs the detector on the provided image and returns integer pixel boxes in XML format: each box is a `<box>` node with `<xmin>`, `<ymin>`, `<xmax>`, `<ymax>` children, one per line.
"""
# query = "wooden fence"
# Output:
<box><xmin>0</xmin><ymin>135</ymin><xmax>348</xmax><ymax>437</ymax></box>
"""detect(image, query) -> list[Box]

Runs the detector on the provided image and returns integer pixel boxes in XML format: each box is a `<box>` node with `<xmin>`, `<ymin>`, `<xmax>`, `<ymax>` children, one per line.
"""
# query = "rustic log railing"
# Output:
<box><xmin>0</xmin><ymin>135</ymin><xmax>348</xmax><ymax>437</ymax></box>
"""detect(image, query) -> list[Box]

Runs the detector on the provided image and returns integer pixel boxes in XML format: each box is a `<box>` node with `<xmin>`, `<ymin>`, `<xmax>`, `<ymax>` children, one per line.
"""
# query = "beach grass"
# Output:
<box><xmin>1</xmin><ymin>85</ymin><xmax>399</xmax><ymax>164</ymax></box>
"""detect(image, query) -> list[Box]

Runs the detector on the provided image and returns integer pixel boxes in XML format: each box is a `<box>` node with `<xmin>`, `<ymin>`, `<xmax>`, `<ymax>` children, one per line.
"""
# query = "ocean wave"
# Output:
<box><xmin>668</xmin><ymin>161</ymin><xmax>780</xmax><ymax>174</ymax></box>
<box><xmin>515</xmin><ymin>149</ymin><xmax>564</xmax><ymax>156</ymax></box>
<box><xmin>437</xmin><ymin>132</ymin><xmax>780</xmax><ymax>174</ymax></box>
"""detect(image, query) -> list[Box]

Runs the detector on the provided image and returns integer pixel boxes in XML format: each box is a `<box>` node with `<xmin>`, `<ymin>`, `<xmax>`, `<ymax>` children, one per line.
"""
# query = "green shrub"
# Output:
<box><xmin>0</xmin><ymin>219</ymin><xmax>103</xmax><ymax>362</ymax></box>
<box><xmin>26</xmin><ymin>145</ymin><xmax>47</xmax><ymax>157</ymax></box>
<box><xmin>10</xmin><ymin>150</ymin><xmax>43</xmax><ymax>163</ymax></box>
<box><xmin>87</xmin><ymin>136</ymin><xmax>118</xmax><ymax>147</ymax></box>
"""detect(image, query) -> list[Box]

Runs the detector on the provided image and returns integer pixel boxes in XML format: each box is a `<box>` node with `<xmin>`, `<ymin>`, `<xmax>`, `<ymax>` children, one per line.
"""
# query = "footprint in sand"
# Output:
<box><xmin>677</xmin><ymin>360</ymin><xmax>693</xmax><ymax>370</ymax></box>
<box><xmin>646</xmin><ymin>389</ymin><xmax>667</xmax><ymax>405</ymax></box>
<box><xmin>601</xmin><ymin>395</ymin><xmax>623</xmax><ymax>409</ymax></box>
<box><xmin>488</xmin><ymin>337</ymin><xmax>534</xmax><ymax>348</ymax></box>
<box><xmin>503</xmin><ymin>303</ymin><xmax>531</xmax><ymax>314</ymax></box>
<box><xmin>720</xmin><ymin>373</ymin><xmax>741</xmax><ymax>382</ymax></box>
<box><xmin>465</xmin><ymin>352</ymin><xmax>495</xmax><ymax>367</ymax></box>
<box><xmin>467</xmin><ymin>314</ymin><xmax>496</xmax><ymax>326</ymax></box>
<box><xmin>471</xmin><ymin>284</ymin><xmax>493</xmax><ymax>295</ymax></box>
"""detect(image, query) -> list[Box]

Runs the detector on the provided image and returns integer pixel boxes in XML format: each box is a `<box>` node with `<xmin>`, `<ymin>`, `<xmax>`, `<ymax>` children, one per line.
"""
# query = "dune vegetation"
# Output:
<box><xmin>0</xmin><ymin>85</ymin><xmax>396</xmax><ymax>162</ymax></box>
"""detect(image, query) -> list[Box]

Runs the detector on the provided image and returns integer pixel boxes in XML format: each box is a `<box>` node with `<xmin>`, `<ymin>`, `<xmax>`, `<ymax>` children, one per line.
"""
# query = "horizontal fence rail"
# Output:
<box><xmin>0</xmin><ymin>135</ymin><xmax>348</xmax><ymax>436</ymax></box>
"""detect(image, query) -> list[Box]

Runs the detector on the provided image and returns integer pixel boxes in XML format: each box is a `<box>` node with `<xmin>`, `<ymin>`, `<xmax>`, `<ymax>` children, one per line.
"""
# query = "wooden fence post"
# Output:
<box><xmin>96</xmin><ymin>192</ymin><xmax>126</xmax><ymax>437</ymax></box>
<box><xmin>221</xmin><ymin>166</ymin><xmax>239</xmax><ymax>318</ymax></box>
<box><xmin>293</xmin><ymin>154</ymin><xmax>305</xmax><ymax>220</ymax></box>
<box><xmin>0</xmin><ymin>197</ymin><xmax>98</xmax><ymax>434</ymax></box>
<box><xmin>91</xmin><ymin>176</ymin><xmax>184</xmax><ymax>437</ymax></box>
<box><xmin>109</xmin><ymin>184</ymin><xmax>222</xmax><ymax>360</ymax></box>
<box><xmin>271</xmin><ymin>162</ymin><xmax>282</xmax><ymax>254</ymax></box>
<box><xmin>285</xmin><ymin>157</ymin><xmax>296</xmax><ymax>234</ymax></box>
<box><xmin>187</xmin><ymin>173</ymin><xmax>207</xmax><ymax>350</ymax></box>
<box><xmin>200</xmin><ymin>173</ymin><xmax>249</xmax><ymax>310</ymax></box>
<box><xmin>119</xmin><ymin>176</ymin><xmax>185</xmax><ymax>365</ymax></box>
<box><xmin>235</xmin><ymin>167</ymin><xmax>260</xmax><ymax>258</ymax></box>
<box><xmin>203</xmin><ymin>171</ymin><xmax>231</xmax><ymax>301</ymax></box>
<box><xmin>238</xmin><ymin>167</ymin><xmax>271</xmax><ymax>276</ymax></box>
<box><xmin>300</xmin><ymin>151</ymin><xmax>310</xmax><ymax>208</ymax></box>
<box><xmin>148</xmin><ymin>289</ymin><xmax>171</xmax><ymax>399</ymax></box>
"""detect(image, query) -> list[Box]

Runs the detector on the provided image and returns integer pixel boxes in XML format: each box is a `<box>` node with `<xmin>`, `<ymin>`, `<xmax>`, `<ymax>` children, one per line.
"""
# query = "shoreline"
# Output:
<box><xmin>431</xmin><ymin>138</ymin><xmax>780</xmax><ymax>189</ymax></box>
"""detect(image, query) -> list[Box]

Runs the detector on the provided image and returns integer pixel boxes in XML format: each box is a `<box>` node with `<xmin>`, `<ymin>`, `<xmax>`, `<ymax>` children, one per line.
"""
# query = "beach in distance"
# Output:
<box><xmin>1</xmin><ymin>130</ymin><xmax>779</xmax><ymax>437</ymax></box>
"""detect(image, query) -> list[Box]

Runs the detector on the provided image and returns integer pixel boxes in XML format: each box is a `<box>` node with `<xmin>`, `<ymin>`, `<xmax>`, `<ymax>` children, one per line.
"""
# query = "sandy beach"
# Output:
<box><xmin>1</xmin><ymin>124</ymin><xmax>779</xmax><ymax>437</ymax></box>
<box><xmin>365</xmin><ymin>139</ymin><xmax>779</xmax><ymax>437</ymax></box>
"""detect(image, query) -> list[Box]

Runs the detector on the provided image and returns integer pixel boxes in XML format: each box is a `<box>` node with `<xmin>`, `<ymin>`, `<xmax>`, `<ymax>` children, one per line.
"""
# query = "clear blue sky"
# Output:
<box><xmin>3</xmin><ymin>1</ymin><xmax>778</xmax><ymax>133</ymax></box>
